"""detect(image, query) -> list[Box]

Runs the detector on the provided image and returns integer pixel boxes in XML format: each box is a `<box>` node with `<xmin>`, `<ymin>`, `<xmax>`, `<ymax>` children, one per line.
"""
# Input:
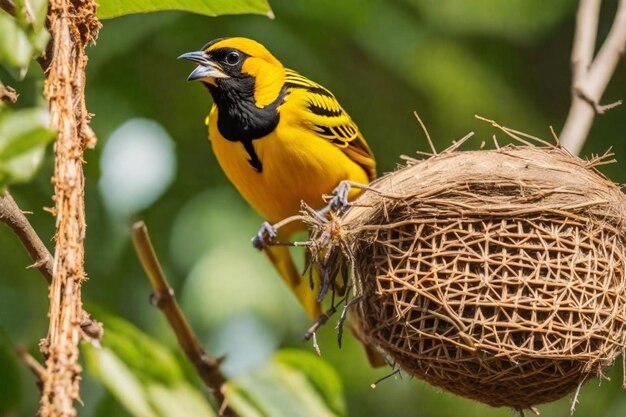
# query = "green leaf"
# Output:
<box><xmin>0</xmin><ymin>327</ymin><xmax>22</xmax><ymax>414</ymax></box>
<box><xmin>226</xmin><ymin>350</ymin><xmax>345</xmax><ymax>417</ymax></box>
<box><xmin>84</xmin><ymin>311</ymin><xmax>345</xmax><ymax>417</ymax></box>
<box><xmin>0</xmin><ymin>107</ymin><xmax>55</xmax><ymax>189</ymax></box>
<box><xmin>97</xmin><ymin>0</ymin><xmax>273</xmax><ymax>20</ymax></box>
<box><xmin>88</xmin><ymin>309</ymin><xmax>184</xmax><ymax>386</ymax></box>
<box><xmin>85</xmin><ymin>347</ymin><xmax>160</xmax><ymax>417</ymax></box>
<box><xmin>83</xmin><ymin>310</ymin><xmax>217</xmax><ymax>417</ymax></box>
<box><xmin>147</xmin><ymin>383</ymin><xmax>217</xmax><ymax>417</ymax></box>
<box><xmin>0</xmin><ymin>11</ymin><xmax>34</xmax><ymax>72</ymax></box>
<box><xmin>275</xmin><ymin>349</ymin><xmax>346</xmax><ymax>416</ymax></box>
<box><xmin>14</xmin><ymin>0</ymin><xmax>49</xmax><ymax>32</ymax></box>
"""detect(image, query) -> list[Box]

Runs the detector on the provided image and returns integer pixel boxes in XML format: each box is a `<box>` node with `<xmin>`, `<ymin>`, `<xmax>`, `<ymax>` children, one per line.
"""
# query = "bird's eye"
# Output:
<box><xmin>225</xmin><ymin>51</ymin><xmax>240</xmax><ymax>65</ymax></box>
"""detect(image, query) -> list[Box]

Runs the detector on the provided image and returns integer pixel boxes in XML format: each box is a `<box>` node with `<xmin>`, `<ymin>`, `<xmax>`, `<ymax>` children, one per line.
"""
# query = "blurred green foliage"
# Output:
<box><xmin>0</xmin><ymin>107</ymin><xmax>55</xmax><ymax>189</ymax></box>
<box><xmin>1</xmin><ymin>0</ymin><xmax>626</xmax><ymax>416</ymax></box>
<box><xmin>96</xmin><ymin>0</ymin><xmax>272</xmax><ymax>20</ymax></box>
<box><xmin>0</xmin><ymin>326</ymin><xmax>22</xmax><ymax>415</ymax></box>
<box><xmin>0</xmin><ymin>0</ymin><xmax>52</xmax><ymax>190</ymax></box>
<box><xmin>85</xmin><ymin>310</ymin><xmax>344</xmax><ymax>417</ymax></box>
<box><xmin>0</xmin><ymin>0</ymin><xmax>48</xmax><ymax>76</ymax></box>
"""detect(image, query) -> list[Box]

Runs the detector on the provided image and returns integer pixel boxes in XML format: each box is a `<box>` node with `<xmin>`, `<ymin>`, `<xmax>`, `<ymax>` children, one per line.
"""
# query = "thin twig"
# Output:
<box><xmin>570</xmin><ymin>380</ymin><xmax>583</xmax><ymax>415</ymax></box>
<box><xmin>0</xmin><ymin>0</ymin><xmax>16</xmax><ymax>16</ymax></box>
<box><xmin>336</xmin><ymin>294</ymin><xmax>362</xmax><ymax>348</ymax></box>
<box><xmin>303</xmin><ymin>297</ymin><xmax>346</xmax><ymax>342</ymax></box>
<box><xmin>370</xmin><ymin>368</ymin><xmax>401</xmax><ymax>389</ymax></box>
<box><xmin>560</xmin><ymin>0</ymin><xmax>626</xmax><ymax>155</ymax></box>
<box><xmin>0</xmin><ymin>193</ymin><xmax>103</xmax><ymax>342</ymax></box>
<box><xmin>0</xmin><ymin>193</ymin><xmax>54</xmax><ymax>281</ymax></box>
<box><xmin>131</xmin><ymin>221</ymin><xmax>237</xmax><ymax>417</ymax></box>
<box><xmin>413</xmin><ymin>111</ymin><xmax>437</xmax><ymax>155</ymax></box>
<box><xmin>17</xmin><ymin>348</ymin><xmax>47</xmax><ymax>392</ymax></box>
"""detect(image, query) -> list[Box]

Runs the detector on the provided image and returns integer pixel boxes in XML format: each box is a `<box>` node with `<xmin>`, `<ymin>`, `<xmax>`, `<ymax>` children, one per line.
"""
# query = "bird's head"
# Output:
<box><xmin>179</xmin><ymin>37</ymin><xmax>285</xmax><ymax>108</ymax></box>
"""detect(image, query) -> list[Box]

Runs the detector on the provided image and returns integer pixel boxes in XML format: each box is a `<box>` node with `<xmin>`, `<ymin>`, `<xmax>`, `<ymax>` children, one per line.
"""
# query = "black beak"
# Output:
<box><xmin>178</xmin><ymin>51</ymin><xmax>228</xmax><ymax>81</ymax></box>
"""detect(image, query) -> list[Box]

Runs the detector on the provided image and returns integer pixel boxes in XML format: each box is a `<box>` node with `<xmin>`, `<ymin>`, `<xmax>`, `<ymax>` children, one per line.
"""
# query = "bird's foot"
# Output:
<box><xmin>252</xmin><ymin>221</ymin><xmax>277</xmax><ymax>250</ymax></box>
<box><xmin>318</xmin><ymin>181</ymin><xmax>352</xmax><ymax>217</ymax></box>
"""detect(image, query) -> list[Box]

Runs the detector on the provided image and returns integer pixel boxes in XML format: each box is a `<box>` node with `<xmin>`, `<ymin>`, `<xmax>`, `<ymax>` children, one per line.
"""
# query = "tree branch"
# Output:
<box><xmin>560</xmin><ymin>0</ymin><xmax>626</xmax><ymax>155</ymax></box>
<box><xmin>0</xmin><ymin>0</ymin><xmax>16</xmax><ymax>16</ymax></box>
<box><xmin>571</xmin><ymin>0</ymin><xmax>600</xmax><ymax>84</ymax></box>
<box><xmin>0</xmin><ymin>193</ymin><xmax>54</xmax><ymax>280</ymax></box>
<box><xmin>131</xmin><ymin>221</ymin><xmax>237</xmax><ymax>417</ymax></box>
<box><xmin>39</xmin><ymin>0</ymin><xmax>100</xmax><ymax>414</ymax></box>
<box><xmin>17</xmin><ymin>348</ymin><xmax>47</xmax><ymax>392</ymax></box>
<box><xmin>0</xmin><ymin>192</ymin><xmax>104</xmax><ymax>337</ymax></box>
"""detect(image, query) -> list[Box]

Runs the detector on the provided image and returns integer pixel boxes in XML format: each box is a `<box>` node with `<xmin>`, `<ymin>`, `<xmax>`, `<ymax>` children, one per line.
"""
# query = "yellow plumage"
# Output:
<box><xmin>181</xmin><ymin>38</ymin><xmax>380</xmax><ymax>363</ymax></box>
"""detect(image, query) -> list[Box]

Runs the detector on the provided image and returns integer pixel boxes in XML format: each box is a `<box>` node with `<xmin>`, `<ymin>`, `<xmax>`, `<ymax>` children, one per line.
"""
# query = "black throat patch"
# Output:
<box><xmin>206</xmin><ymin>77</ymin><xmax>285</xmax><ymax>173</ymax></box>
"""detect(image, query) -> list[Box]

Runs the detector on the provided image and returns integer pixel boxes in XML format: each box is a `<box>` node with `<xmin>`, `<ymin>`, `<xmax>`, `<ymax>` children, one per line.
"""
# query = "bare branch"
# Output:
<box><xmin>39</xmin><ymin>0</ymin><xmax>100</xmax><ymax>414</ymax></box>
<box><xmin>131</xmin><ymin>221</ymin><xmax>237</xmax><ymax>417</ymax></box>
<box><xmin>571</xmin><ymin>0</ymin><xmax>601</xmax><ymax>84</ymax></box>
<box><xmin>0</xmin><ymin>193</ymin><xmax>54</xmax><ymax>281</ymax></box>
<box><xmin>0</xmin><ymin>0</ymin><xmax>16</xmax><ymax>16</ymax></box>
<box><xmin>585</xmin><ymin>0</ymin><xmax>626</xmax><ymax>99</ymax></box>
<box><xmin>560</xmin><ymin>0</ymin><xmax>626</xmax><ymax>155</ymax></box>
<box><xmin>0</xmin><ymin>193</ymin><xmax>103</xmax><ymax>338</ymax></box>
<box><xmin>17</xmin><ymin>348</ymin><xmax>47</xmax><ymax>392</ymax></box>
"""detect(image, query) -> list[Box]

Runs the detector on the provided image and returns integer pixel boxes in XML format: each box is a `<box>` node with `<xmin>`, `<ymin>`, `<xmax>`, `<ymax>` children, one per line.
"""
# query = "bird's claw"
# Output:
<box><xmin>252</xmin><ymin>221</ymin><xmax>277</xmax><ymax>250</ymax></box>
<box><xmin>329</xmin><ymin>182</ymin><xmax>351</xmax><ymax>212</ymax></box>
<box><xmin>318</xmin><ymin>182</ymin><xmax>352</xmax><ymax>217</ymax></box>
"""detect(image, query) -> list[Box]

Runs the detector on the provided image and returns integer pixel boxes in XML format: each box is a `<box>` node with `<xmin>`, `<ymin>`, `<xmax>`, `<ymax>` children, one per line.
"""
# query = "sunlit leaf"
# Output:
<box><xmin>88</xmin><ymin>309</ymin><xmax>184</xmax><ymax>385</ymax></box>
<box><xmin>14</xmin><ymin>0</ymin><xmax>48</xmax><ymax>31</ymax></box>
<box><xmin>29</xmin><ymin>27</ymin><xmax>50</xmax><ymax>54</ymax></box>
<box><xmin>0</xmin><ymin>12</ymin><xmax>33</xmax><ymax>72</ymax></box>
<box><xmin>0</xmin><ymin>107</ymin><xmax>55</xmax><ymax>189</ymax></box>
<box><xmin>0</xmin><ymin>327</ymin><xmax>22</xmax><ymax>414</ymax></box>
<box><xmin>275</xmin><ymin>349</ymin><xmax>346</xmax><ymax>416</ymax></box>
<box><xmin>97</xmin><ymin>0</ymin><xmax>273</xmax><ymax>20</ymax></box>
<box><xmin>147</xmin><ymin>383</ymin><xmax>217</xmax><ymax>417</ymax></box>
<box><xmin>84</xmin><ymin>310</ymin><xmax>217</xmax><ymax>417</ymax></box>
<box><xmin>226</xmin><ymin>351</ymin><xmax>344</xmax><ymax>417</ymax></box>
<box><xmin>85</xmin><ymin>347</ymin><xmax>159</xmax><ymax>417</ymax></box>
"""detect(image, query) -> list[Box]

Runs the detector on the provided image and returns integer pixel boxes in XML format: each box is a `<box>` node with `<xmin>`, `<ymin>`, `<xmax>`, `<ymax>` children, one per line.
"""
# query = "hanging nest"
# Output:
<box><xmin>302</xmin><ymin>132</ymin><xmax>626</xmax><ymax>411</ymax></box>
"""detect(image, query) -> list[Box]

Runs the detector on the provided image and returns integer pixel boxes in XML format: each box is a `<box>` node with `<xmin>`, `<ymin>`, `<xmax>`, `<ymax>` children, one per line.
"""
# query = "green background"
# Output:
<box><xmin>1</xmin><ymin>0</ymin><xmax>626</xmax><ymax>415</ymax></box>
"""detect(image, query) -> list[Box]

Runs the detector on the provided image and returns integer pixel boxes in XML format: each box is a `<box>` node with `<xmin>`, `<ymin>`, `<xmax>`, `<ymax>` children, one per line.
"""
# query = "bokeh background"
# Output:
<box><xmin>2</xmin><ymin>0</ymin><xmax>626</xmax><ymax>415</ymax></box>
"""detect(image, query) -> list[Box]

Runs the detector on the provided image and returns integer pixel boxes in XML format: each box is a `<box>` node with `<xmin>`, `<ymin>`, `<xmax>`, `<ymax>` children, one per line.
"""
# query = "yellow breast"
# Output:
<box><xmin>207</xmin><ymin>103</ymin><xmax>369</xmax><ymax>233</ymax></box>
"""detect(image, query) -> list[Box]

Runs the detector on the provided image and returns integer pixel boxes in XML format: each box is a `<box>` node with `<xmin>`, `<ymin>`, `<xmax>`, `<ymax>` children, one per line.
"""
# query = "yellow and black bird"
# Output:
<box><xmin>179</xmin><ymin>37</ymin><xmax>376</xmax><ymax>325</ymax></box>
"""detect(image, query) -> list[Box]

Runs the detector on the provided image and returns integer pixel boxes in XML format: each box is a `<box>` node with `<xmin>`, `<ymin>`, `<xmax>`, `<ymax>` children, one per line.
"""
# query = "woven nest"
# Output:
<box><xmin>304</xmin><ymin>139</ymin><xmax>626</xmax><ymax>411</ymax></box>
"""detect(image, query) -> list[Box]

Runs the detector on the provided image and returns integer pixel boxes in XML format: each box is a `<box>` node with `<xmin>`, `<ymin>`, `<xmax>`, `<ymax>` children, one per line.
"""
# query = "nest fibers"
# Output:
<box><xmin>303</xmin><ymin>140</ymin><xmax>626</xmax><ymax>411</ymax></box>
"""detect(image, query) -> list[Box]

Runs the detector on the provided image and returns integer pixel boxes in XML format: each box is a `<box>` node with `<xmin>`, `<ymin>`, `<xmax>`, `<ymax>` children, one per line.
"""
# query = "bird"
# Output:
<box><xmin>179</xmin><ymin>38</ymin><xmax>381</xmax><ymax>364</ymax></box>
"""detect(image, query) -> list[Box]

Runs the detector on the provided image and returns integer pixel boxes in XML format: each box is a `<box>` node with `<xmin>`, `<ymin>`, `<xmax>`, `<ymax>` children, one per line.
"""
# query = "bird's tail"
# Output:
<box><xmin>263</xmin><ymin>245</ymin><xmax>322</xmax><ymax>320</ymax></box>
<box><xmin>264</xmin><ymin>245</ymin><xmax>386</xmax><ymax>367</ymax></box>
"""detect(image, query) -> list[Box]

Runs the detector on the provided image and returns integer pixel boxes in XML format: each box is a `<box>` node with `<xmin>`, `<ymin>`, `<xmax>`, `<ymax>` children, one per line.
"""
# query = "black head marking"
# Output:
<box><xmin>206</xmin><ymin>47</ymin><xmax>250</xmax><ymax>78</ymax></box>
<box><xmin>198</xmin><ymin>40</ymin><xmax>286</xmax><ymax>173</ymax></box>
